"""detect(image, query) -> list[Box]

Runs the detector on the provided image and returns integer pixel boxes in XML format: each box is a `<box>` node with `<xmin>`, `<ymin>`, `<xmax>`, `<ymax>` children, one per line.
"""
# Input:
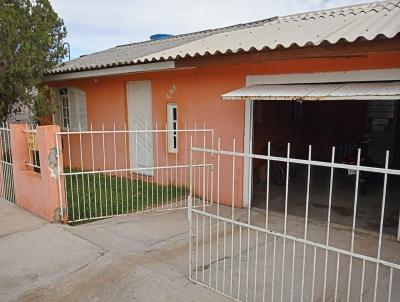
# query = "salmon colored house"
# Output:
<box><xmin>43</xmin><ymin>1</ymin><xmax>400</xmax><ymax>209</ymax></box>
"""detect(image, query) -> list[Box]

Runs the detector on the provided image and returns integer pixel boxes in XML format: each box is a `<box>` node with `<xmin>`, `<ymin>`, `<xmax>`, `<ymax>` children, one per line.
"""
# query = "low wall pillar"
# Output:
<box><xmin>10</xmin><ymin>124</ymin><xmax>65</xmax><ymax>222</ymax></box>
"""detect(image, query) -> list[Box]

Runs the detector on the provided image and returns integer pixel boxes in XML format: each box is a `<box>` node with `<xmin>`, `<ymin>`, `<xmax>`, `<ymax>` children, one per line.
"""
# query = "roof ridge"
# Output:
<box><xmin>278</xmin><ymin>0</ymin><xmax>397</xmax><ymax>20</ymax></box>
<box><xmin>46</xmin><ymin>0</ymin><xmax>400</xmax><ymax>75</ymax></box>
<box><xmin>115</xmin><ymin>16</ymin><xmax>278</xmax><ymax>49</ymax></box>
<box><xmin>66</xmin><ymin>1</ymin><xmax>397</xmax><ymax>60</ymax></box>
<box><xmin>80</xmin><ymin>1</ymin><xmax>397</xmax><ymax>56</ymax></box>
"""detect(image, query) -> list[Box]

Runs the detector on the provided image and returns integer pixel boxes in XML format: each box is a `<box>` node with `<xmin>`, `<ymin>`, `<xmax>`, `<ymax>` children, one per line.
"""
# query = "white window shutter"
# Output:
<box><xmin>51</xmin><ymin>88</ymin><xmax>61</xmax><ymax>126</ymax></box>
<box><xmin>68</xmin><ymin>88</ymin><xmax>79</xmax><ymax>131</ymax></box>
<box><xmin>76</xmin><ymin>90</ymin><xmax>88</xmax><ymax>131</ymax></box>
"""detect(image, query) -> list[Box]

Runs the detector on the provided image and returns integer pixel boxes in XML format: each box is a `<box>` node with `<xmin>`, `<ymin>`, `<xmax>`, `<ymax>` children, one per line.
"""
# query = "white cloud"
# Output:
<box><xmin>49</xmin><ymin>0</ymin><xmax>366</xmax><ymax>59</ymax></box>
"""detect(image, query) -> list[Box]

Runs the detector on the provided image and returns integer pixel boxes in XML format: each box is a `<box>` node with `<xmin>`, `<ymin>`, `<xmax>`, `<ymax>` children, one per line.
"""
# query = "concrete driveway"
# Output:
<box><xmin>0</xmin><ymin>199</ymin><xmax>228</xmax><ymax>302</ymax></box>
<box><xmin>2</xmin><ymin>198</ymin><xmax>399</xmax><ymax>302</ymax></box>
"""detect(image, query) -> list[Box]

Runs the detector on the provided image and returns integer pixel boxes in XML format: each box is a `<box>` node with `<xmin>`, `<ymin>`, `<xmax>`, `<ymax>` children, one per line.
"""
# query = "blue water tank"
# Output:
<box><xmin>150</xmin><ymin>34</ymin><xmax>175</xmax><ymax>40</ymax></box>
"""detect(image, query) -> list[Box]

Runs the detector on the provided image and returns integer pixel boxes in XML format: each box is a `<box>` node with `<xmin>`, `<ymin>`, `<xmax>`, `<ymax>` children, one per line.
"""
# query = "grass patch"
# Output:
<box><xmin>65</xmin><ymin>169</ymin><xmax>188</xmax><ymax>222</ymax></box>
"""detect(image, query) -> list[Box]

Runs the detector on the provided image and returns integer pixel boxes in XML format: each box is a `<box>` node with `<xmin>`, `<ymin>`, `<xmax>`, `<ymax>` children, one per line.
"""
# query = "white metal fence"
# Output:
<box><xmin>188</xmin><ymin>140</ymin><xmax>400</xmax><ymax>302</ymax></box>
<box><xmin>0</xmin><ymin>123</ymin><xmax>16</xmax><ymax>203</ymax></box>
<box><xmin>55</xmin><ymin>123</ymin><xmax>214</xmax><ymax>223</ymax></box>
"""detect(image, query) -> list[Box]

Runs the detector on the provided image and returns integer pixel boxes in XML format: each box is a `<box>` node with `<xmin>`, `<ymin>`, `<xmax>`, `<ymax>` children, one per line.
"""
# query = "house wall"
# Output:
<box><xmin>47</xmin><ymin>48</ymin><xmax>400</xmax><ymax>207</ymax></box>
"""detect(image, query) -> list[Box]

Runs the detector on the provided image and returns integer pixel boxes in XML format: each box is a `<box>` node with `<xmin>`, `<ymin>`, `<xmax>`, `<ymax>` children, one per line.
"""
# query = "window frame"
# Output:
<box><xmin>59</xmin><ymin>87</ymin><xmax>70</xmax><ymax>130</ymax></box>
<box><xmin>55</xmin><ymin>87</ymin><xmax>88</xmax><ymax>131</ymax></box>
<box><xmin>167</xmin><ymin>103</ymin><xmax>178</xmax><ymax>153</ymax></box>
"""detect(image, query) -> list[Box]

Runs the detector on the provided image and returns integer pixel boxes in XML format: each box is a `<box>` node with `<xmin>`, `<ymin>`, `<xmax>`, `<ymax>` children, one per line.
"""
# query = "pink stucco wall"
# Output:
<box><xmin>11</xmin><ymin>124</ymin><xmax>66</xmax><ymax>222</ymax></box>
<box><xmin>47</xmin><ymin>49</ymin><xmax>400</xmax><ymax>207</ymax></box>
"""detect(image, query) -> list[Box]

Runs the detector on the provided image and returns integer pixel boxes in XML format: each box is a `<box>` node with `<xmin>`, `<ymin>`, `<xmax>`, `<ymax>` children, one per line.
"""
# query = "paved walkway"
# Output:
<box><xmin>0</xmin><ymin>199</ymin><xmax>228</xmax><ymax>302</ymax></box>
<box><xmin>2</xmin><ymin>199</ymin><xmax>399</xmax><ymax>302</ymax></box>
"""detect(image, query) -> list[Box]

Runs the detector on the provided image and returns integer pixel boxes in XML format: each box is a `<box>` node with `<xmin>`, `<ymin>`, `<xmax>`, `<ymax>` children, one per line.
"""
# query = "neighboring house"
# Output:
<box><xmin>43</xmin><ymin>0</ymin><xmax>400</xmax><ymax>208</ymax></box>
<box><xmin>6</xmin><ymin>106</ymin><xmax>33</xmax><ymax>124</ymax></box>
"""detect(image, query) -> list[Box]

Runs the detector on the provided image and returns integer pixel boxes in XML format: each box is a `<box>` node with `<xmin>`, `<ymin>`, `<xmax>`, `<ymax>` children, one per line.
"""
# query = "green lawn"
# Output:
<box><xmin>64</xmin><ymin>170</ymin><xmax>188</xmax><ymax>222</ymax></box>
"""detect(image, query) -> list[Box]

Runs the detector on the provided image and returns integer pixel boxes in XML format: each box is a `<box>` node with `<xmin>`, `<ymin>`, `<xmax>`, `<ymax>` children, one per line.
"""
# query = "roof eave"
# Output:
<box><xmin>43</xmin><ymin>60</ymin><xmax>176</xmax><ymax>82</ymax></box>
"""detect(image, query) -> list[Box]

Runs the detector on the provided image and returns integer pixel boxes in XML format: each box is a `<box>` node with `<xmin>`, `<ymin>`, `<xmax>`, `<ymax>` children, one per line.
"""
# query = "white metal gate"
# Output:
<box><xmin>55</xmin><ymin>123</ymin><xmax>214</xmax><ymax>223</ymax></box>
<box><xmin>188</xmin><ymin>140</ymin><xmax>400</xmax><ymax>301</ymax></box>
<box><xmin>0</xmin><ymin>123</ymin><xmax>16</xmax><ymax>203</ymax></box>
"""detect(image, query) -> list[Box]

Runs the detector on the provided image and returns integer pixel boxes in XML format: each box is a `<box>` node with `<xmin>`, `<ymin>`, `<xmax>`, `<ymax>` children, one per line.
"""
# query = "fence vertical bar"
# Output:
<box><xmin>280</xmin><ymin>143</ymin><xmax>291</xmax><ymax>302</ymax></box>
<box><xmin>373</xmin><ymin>151</ymin><xmax>390</xmax><ymax>302</ymax></box>
<box><xmin>347</xmin><ymin>149</ymin><xmax>362</xmax><ymax>302</ymax></box>
<box><xmin>301</xmin><ymin>145</ymin><xmax>312</xmax><ymax>302</ymax></box>
<box><xmin>90</xmin><ymin>124</ymin><xmax>98</xmax><ymax>217</ymax></box>
<box><xmin>387</xmin><ymin>267</ymin><xmax>393</xmax><ymax>302</ymax></box>
<box><xmin>290</xmin><ymin>241</ymin><xmax>296</xmax><ymax>302</ymax></box>
<box><xmin>311</xmin><ymin>245</ymin><xmax>317</xmax><ymax>302</ymax></box>
<box><xmin>237</xmin><ymin>225</ymin><xmax>242</xmax><ymax>300</ymax></box>
<box><xmin>102</xmin><ymin>124</ymin><xmax>108</xmax><ymax>217</ymax></box>
<box><xmin>334</xmin><ymin>253</ymin><xmax>340</xmax><ymax>302</ymax></box>
<box><xmin>165</xmin><ymin>122</ymin><xmax>169</xmax><ymax>208</ymax></box>
<box><xmin>202</xmin><ymin>130</ymin><xmax>206</xmax><ymax>283</ymax></box>
<box><xmin>271</xmin><ymin>235</ymin><xmax>277</xmax><ymax>302</ymax></box>
<box><xmin>215</xmin><ymin>137</ymin><xmax>221</xmax><ymax>291</ymax></box>
<box><xmin>188</xmin><ymin>135</ymin><xmax>193</xmax><ymax>280</ymax></box>
<box><xmin>145</xmin><ymin>123</ymin><xmax>149</xmax><ymax>210</ymax></box>
<box><xmin>79</xmin><ymin>124</ymin><xmax>87</xmax><ymax>220</ymax></box>
<box><xmin>67</xmin><ymin>127</ymin><xmax>75</xmax><ymax>221</ymax></box>
<box><xmin>155</xmin><ymin>123</ymin><xmax>159</xmax><ymax>209</ymax></box>
<box><xmin>245</xmin><ymin>138</ymin><xmax>253</xmax><ymax>302</ymax></box>
<box><xmin>360</xmin><ymin>259</ymin><xmax>366</xmax><ymax>302</ymax></box>
<box><xmin>323</xmin><ymin>146</ymin><xmax>336</xmax><ymax>302</ymax></box>
<box><xmin>253</xmin><ymin>230</ymin><xmax>259</xmax><ymax>302</ymax></box>
<box><xmin>262</xmin><ymin>141</ymin><xmax>271</xmax><ymax>302</ymax></box>
<box><xmin>230</xmin><ymin>139</ymin><xmax>236</xmax><ymax>296</ymax></box>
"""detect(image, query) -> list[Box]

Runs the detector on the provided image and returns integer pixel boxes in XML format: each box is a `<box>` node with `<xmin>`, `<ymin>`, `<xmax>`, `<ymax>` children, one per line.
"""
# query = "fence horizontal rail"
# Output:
<box><xmin>191</xmin><ymin>208</ymin><xmax>400</xmax><ymax>271</ymax></box>
<box><xmin>0</xmin><ymin>160</ymin><xmax>12</xmax><ymax>166</ymax></box>
<box><xmin>61</xmin><ymin>163</ymin><xmax>213</xmax><ymax>176</ymax></box>
<box><xmin>22</xmin><ymin>129</ymin><xmax>37</xmax><ymax>134</ymax></box>
<box><xmin>192</xmin><ymin>146</ymin><xmax>400</xmax><ymax>176</ymax></box>
<box><xmin>25</xmin><ymin>162</ymin><xmax>40</xmax><ymax>169</ymax></box>
<box><xmin>56</xmin><ymin>128</ymin><xmax>214</xmax><ymax>135</ymax></box>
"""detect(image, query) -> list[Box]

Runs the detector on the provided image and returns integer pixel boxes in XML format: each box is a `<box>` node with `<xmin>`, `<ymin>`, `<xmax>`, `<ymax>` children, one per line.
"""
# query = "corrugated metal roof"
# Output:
<box><xmin>48</xmin><ymin>18</ymin><xmax>275</xmax><ymax>74</ymax></box>
<box><xmin>48</xmin><ymin>0</ymin><xmax>400</xmax><ymax>75</ymax></box>
<box><xmin>221</xmin><ymin>82</ymin><xmax>400</xmax><ymax>101</ymax></box>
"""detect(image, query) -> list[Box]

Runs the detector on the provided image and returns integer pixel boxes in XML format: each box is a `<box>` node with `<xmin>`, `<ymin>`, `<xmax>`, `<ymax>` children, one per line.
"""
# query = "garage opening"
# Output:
<box><xmin>222</xmin><ymin>81</ymin><xmax>400</xmax><ymax>236</ymax></box>
<box><xmin>251</xmin><ymin>99</ymin><xmax>400</xmax><ymax>235</ymax></box>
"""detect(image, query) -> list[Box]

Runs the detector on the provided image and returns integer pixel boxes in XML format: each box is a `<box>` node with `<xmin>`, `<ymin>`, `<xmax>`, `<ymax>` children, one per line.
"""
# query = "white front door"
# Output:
<box><xmin>127</xmin><ymin>81</ymin><xmax>154</xmax><ymax>176</ymax></box>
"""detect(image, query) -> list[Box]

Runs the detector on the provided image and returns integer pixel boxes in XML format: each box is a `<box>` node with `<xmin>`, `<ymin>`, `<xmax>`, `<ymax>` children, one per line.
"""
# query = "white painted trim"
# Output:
<box><xmin>167</xmin><ymin>103</ymin><xmax>178</xmax><ymax>153</ymax></box>
<box><xmin>246</xmin><ymin>68</ymin><xmax>400</xmax><ymax>85</ymax></box>
<box><xmin>243</xmin><ymin>99</ymin><xmax>253</xmax><ymax>208</ymax></box>
<box><xmin>224</xmin><ymin>95</ymin><xmax>400</xmax><ymax>101</ymax></box>
<box><xmin>43</xmin><ymin>61</ymin><xmax>175</xmax><ymax>81</ymax></box>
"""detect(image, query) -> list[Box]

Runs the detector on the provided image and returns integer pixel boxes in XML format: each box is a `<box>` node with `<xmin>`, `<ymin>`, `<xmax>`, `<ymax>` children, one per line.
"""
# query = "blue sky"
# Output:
<box><xmin>50</xmin><ymin>0</ymin><xmax>366</xmax><ymax>59</ymax></box>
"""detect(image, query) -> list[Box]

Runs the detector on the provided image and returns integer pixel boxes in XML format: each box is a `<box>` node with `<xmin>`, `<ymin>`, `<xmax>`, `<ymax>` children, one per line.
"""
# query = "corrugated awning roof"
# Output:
<box><xmin>221</xmin><ymin>82</ymin><xmax>400</xmax><ymax>101</ymax></box>
<box><xmin>47</xmin><ymin>0</ymin><xmax>400</xmax><ymax>75</ymax></box>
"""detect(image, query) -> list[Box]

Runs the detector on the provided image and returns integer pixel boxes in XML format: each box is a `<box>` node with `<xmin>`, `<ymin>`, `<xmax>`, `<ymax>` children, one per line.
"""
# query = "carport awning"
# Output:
<box><xmin>221</xmin><ymin>81</ymin><xmax>400</xmax><ymax>101</ymax></box>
